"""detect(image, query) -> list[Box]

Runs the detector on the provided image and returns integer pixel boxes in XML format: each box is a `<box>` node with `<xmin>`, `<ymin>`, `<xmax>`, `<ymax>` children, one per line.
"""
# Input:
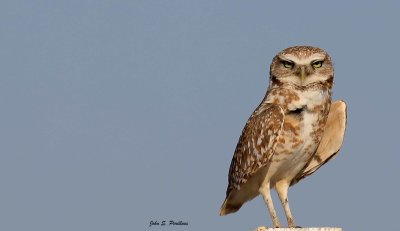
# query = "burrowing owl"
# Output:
<box><xmin>220</xmin><ymin>46</ymin><xmax>347</xmax><ymax>228</ymax></box>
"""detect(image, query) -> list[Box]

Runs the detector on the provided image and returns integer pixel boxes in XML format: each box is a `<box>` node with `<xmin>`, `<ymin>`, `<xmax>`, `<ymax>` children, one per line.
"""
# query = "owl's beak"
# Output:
<box><xmin>300</xmin><ymin>66</ymin><xmax>306</xmax><ymax>85</ymax></box>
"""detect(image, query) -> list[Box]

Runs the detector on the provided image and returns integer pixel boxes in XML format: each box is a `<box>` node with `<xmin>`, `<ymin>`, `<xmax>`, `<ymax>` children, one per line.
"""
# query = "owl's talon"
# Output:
<box><xmin>253</xmin><ymin>226</ymin><xmax>268</xmax><ymax>231</ymax></box>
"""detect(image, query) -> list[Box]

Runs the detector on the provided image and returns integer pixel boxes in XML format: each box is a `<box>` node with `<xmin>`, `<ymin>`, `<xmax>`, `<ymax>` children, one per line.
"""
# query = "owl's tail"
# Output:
<box><xmin>219</xmin><ymin>197</ymin><xmax>242</xmax><ymax>216</ymax></box>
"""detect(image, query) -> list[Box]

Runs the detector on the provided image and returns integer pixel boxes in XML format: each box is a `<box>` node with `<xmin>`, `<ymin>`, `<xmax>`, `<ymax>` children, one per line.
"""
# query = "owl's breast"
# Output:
<box><xmin>268</xmin><ymin>107</ymin><xmax>328</xmax><ymax>184</ymax></box>
<box><xmin>263</xmin><ymin>87</ymin><xmax>331</xmax><ymax>184</ymax></box>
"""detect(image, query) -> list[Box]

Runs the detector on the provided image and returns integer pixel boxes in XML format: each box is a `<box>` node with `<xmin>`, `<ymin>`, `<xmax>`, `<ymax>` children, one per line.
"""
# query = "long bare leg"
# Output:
<box><xmin>275</xmin><ymin>180</ymin><xmax>296</xmax><ymax>228</ymax></box>
<box><xmin>259</xmin><ymin>183</ymin><xmax>281</xmax><ymax>228</ymax></box>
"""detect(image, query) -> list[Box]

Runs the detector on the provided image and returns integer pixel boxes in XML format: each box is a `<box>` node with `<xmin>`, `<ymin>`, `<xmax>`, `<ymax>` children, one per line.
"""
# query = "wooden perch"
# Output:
<box><xmin>253</xmin><ymin>227</ymin><xmax>342</xmax><ymax>231</ymax></box>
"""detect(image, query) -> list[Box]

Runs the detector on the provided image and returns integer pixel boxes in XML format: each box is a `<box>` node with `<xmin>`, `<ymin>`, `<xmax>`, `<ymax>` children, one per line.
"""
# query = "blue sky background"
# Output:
<box><xmin>1</xmin><ymin>1</ymin><xmax>400</xmax><ymax>231</ymax></box>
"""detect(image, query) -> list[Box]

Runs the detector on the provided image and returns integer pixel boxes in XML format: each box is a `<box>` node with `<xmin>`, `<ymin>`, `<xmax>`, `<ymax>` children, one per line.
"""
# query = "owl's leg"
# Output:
<box><xmin>259</xmin><ymin>183</ymin><xmax>281</xmax><ymax>228</ymax></box>
<box><xmin>275</xmin><ymin>181</ymin><xmax>296</xmax><ymax>228</ymax></box>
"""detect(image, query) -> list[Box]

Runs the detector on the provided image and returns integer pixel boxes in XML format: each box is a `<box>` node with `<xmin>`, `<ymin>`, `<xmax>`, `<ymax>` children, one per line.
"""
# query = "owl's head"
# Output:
<box><xmin>270</xmin><ymin>46</ymin><xmax>333</xmax><ymax>88</ymax></box>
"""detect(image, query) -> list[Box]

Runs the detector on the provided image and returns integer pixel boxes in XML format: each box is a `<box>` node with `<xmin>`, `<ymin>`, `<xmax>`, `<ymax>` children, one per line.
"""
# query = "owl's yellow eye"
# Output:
<box><xmin>312</xmin><ymin>60</ymin><xmax>324</xmax><ymax>68</ymax></box>
<box><xmin>282</xmin><ymin>60</ymin><xmax>294</xmax><ymax>69</ymax></box>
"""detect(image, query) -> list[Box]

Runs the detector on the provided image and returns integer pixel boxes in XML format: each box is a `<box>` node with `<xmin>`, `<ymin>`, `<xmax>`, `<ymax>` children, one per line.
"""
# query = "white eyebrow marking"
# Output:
<box><xmin>279</xmin><ymin>54</ymin><xmax>325</xmax><ymax>65</ymax></box>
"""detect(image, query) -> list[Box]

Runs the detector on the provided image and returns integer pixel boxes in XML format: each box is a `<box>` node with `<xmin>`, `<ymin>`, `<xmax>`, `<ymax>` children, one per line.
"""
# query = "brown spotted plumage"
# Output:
<box><xmin>220</xmin><ymin>46</ymin><xmax>347</xmax><ymax>228</ymax></box>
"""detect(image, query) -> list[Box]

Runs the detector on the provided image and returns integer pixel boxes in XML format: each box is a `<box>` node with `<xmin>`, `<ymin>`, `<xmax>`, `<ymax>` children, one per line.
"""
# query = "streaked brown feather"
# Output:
<box><xmin>226</xmin><ymin>103</ymin><xmax>285</xmax><ymax>196</ymax></box>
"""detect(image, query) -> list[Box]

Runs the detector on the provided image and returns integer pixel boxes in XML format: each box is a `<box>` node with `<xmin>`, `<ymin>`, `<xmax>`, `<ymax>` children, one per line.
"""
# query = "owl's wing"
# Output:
<box><xmin>291</xmin><ymin>100</ymin><xmax>347</xmax><ymax>186</ymax></box>
<box><xmin>226</xmin><ymin>103</ymin><xmax>285</xmax><ymax>195</ymax></box>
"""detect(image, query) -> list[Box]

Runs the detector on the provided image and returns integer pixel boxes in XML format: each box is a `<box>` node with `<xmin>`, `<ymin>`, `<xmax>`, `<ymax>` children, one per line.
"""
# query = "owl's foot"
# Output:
<box><xmin>253</xmin><ymin>226</ymin><xmax>268</xmax><ymax>231</ymax></box>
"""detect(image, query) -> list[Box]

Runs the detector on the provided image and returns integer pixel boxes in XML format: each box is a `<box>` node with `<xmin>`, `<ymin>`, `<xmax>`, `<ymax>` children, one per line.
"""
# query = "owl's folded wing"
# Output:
<box><xmin>220</xmin><ymin>104</ymin><xmax>284</xmax><ymax>216</ymax></box>
<box><xmin>291</xmin><ymin>100</ymin><xmax>347</xmax><ymax>186</ymax></box>
<box><xmin>226</xmin><ymin>103</ymin><xmax>285</xmax><ymax>195</ymax></box>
